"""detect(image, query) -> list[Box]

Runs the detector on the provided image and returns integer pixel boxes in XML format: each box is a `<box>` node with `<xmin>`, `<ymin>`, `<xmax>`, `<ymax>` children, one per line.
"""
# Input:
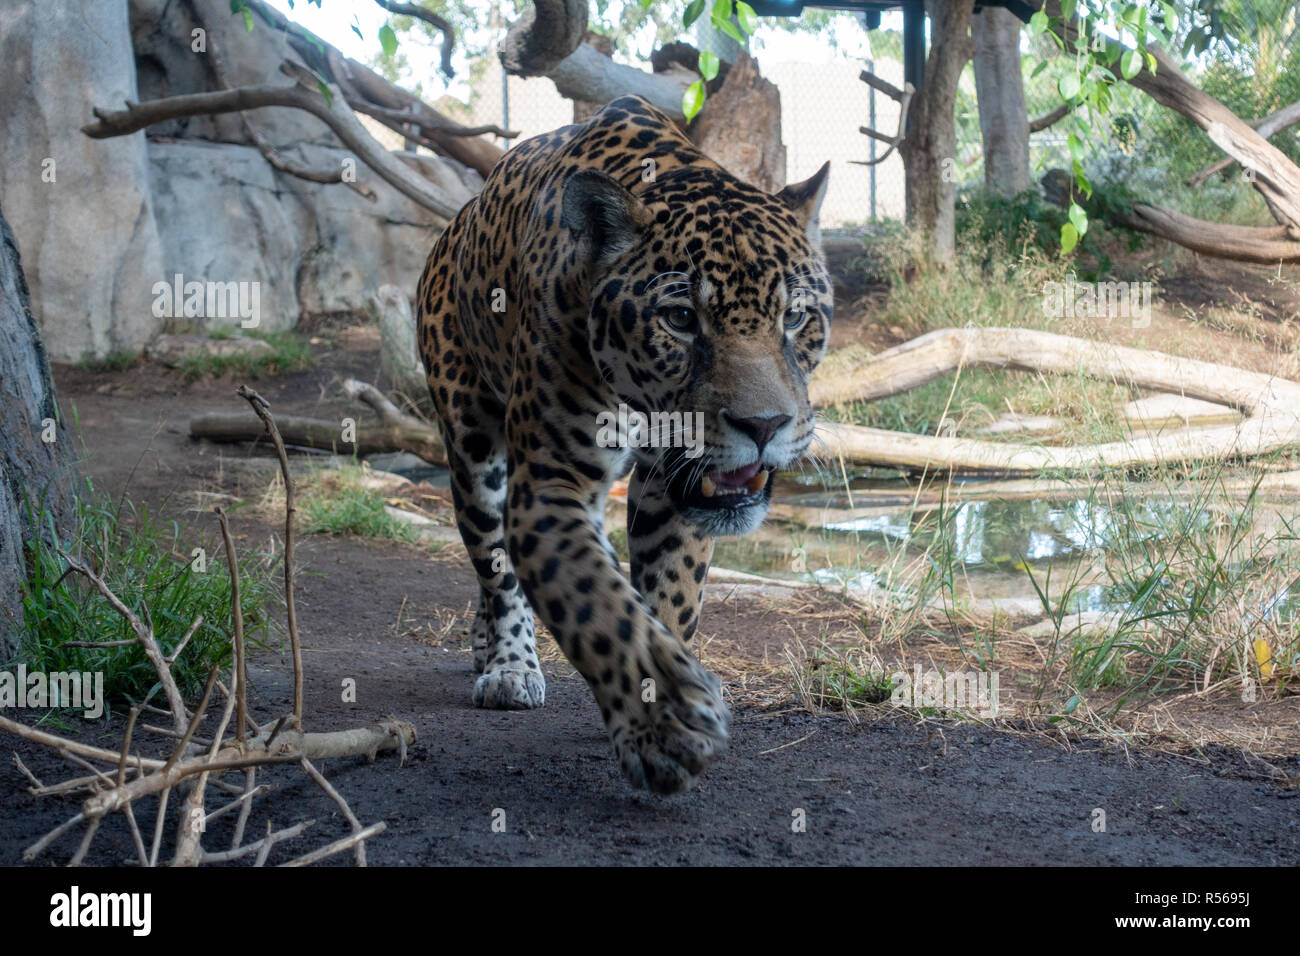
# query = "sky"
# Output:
<box><xmin>262</xmin><ymin>0</ymin><xmax>898</xmax><ymax>104</ymax></box>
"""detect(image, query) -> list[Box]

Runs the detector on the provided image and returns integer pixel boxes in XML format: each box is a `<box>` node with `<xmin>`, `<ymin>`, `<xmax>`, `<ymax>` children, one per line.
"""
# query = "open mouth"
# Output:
<box><xmin>683</xmin><ymin>460</ymin><xmax>775</xmax><ymax>510</ymax></box>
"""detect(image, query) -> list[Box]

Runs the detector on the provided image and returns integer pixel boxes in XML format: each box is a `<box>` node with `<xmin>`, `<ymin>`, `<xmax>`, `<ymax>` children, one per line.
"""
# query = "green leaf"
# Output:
<box><xmin>1060</xmin><ymin>222</ymin><xmax>1079</xmax><ymax>255</ymax></box>
<box><xmin>641</xmin><ymin>0</ymin><xmax>654</xmax><ymax>8</ymax></box>
<box><xmin>1029</xmin><ymin>9</ymin><xmax>1049</xmax><ymax>34</ymax></box>
<box><xmin>683</xmin><ymin>80</ymin><xmax>705</xmax><ymax>121</ymax></box>
<box><xmin>1069</xmin><ymin>202</ymin><xmax>1089</xmax><ymax>237</ymax></box>
<box><xmin>1061</xmin><ymin>0</ymin><xmax>1076</xmax><ymax>21</ymax></box>
<box><xmin>1067</xmin><ymin>132</ymin><xmax>1083</xmax><ymax>163</ymax></box>
<box><xmin>1120</xmin><ymin>49</ymin><xmax>1141</xmax><ymax>79</ymax></box>
<box><xmin>683</xmin><ymin>0</ymin><xmax>707</xmax><ymax>27</ymax></box>
<box><xmin>712</xmin><ymin>0</ymin><xmax>733</xmax><ymax>22</ymax></box>
<box><xmin>736</xmin><ymin>0</ymin><xmax>759</xmax><ymax>34</ymax></box>
<box><xmin>699</xmin><ymin>50</ymin><xmax>720</xmax><ymax>82</ymax></box>
<box><xmin>350</xmin><ymin>24</ymin><xmax>364</xmax><ymax>41</ymax></box>
<box><xmin>316</xmin><ymin>79</ymin><xmax>333</xmax><ymax>108</ymax></box>
<box><xmin>1159</xmin><ymin>1</ymin><xmax>1177</xmax><ymax>30</ymax></box>
<box><xmin>1058</xmin><ymin>73</ymin><xmax>1081</xmax><ymax>99</ymax></box>
<box><xmin>379</xmin><ymin>24</ymin><xmax>398</xmax><ymax>58</ymax></box>
<box><xmin>241</xmin><ymin>7</ymin><xmax>254</xmax><ymax>31</ymax></box>
<box><xmin>1030</xmin><ymin>59</ymin><xmax>1049</xmax><ymax>79</ymax></box>
<box><xmin>715</xmin><ymin>18</ymin><xmax>746</xmax><ymax>43</ymax></box>
<box><xmin>1063</xmin><ymin>694</ymin><xmax>1081</xmax><ymax>715</ymax></box>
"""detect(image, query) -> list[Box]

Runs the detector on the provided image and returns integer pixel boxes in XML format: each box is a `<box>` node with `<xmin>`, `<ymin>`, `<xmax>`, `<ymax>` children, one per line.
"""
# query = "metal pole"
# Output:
<box><xmin>904</xmin><ymin>1</ymin><xmax>925</xmax><ymax>94</ymax></box>
<box><xmin>500</xmin><ymin>66</ymin><xmax>510</xmax><ymax>150</ymax></box>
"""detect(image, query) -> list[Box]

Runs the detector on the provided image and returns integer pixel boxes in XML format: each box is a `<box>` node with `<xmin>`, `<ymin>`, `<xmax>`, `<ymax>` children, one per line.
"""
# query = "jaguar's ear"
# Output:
<box><xmin>561</xmin><ymin>170</ymin><xmax>653</xmax><ymax>268</ymax></box>
<box><xmin>775</xmin><ymin>161</ymin><xmax>830</xmax><ymax>246</ymax></box>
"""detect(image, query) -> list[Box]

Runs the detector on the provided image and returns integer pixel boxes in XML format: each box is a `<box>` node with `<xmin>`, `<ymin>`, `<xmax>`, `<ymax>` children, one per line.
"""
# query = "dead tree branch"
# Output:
<box><xmin>372</xmin><ymin>0</ymin><xmax>456</xmax><ymax>78</ymax></box>
<box><xmin>853</xmin><ymin>77</ymin><xmax>914</xmax><ymax>167</ymax></box>
<box><xmin>809</xmin><ymin>327</ymin><xmax>1300</xmax><ymax>475</ymax></box>
<box><xmin>1188</xmin><ymin>99</ymin><xmax>1300</xmax><ymax>187</ymax></box>
<box><xmin>1029</xmin><ymin>102</ymin><xmax>1073</xmax><ymax>132</ymax></box>
<box><xmin>82</xmin><ymin>62</ymin><xmax>463</xmax><ymax>220</ymax></box>
<box><xmin>1</xmin><ymin>389</ymin><xmax>415</xmax><ymax>866</ymax></box>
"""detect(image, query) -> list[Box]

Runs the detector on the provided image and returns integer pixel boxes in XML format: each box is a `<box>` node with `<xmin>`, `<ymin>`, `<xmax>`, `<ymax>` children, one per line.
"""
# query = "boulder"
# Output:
<box><xmin>148</xmin><ymin>140</ymin><xmax>444</xmax><ymax>332</ymax></box>
<box><xmin>0</xmin><ymin>0</ymin><xmax>165</xmax><ymax>361</ymax></box>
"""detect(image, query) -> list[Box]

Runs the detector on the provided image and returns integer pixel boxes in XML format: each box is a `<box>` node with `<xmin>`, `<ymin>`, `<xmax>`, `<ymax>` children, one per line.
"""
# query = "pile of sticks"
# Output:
<box><xmin>2</xmin><ymin>386</ymin><xmax>415</xmax><ymax>866</ymax></box>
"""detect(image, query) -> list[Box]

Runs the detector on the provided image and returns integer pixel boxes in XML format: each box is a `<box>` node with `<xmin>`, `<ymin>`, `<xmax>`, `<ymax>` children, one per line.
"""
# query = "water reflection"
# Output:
<box><xmin>711</xmin><ymin>487</ymin><xmax>1300</xmax><ymax>616</ymax></box>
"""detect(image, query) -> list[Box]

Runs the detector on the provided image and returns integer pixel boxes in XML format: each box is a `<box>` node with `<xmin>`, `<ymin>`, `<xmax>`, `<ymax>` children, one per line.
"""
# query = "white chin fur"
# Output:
<box><xmin>682</xmin><ymin>499</ymin><xmax>770</xmax><ymax>538</ymax></box>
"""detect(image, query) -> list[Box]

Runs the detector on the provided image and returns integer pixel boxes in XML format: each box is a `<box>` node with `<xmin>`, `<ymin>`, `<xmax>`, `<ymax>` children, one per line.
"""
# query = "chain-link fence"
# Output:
<box><xmin>463</xmin><ymin>40</ymin><xmax>908</xmax><ymax>227</ymax></box>
<box><xmin>456</xmin><ymin>15</ymin><xmax>1299</xmax><ymax>240</ymax></box>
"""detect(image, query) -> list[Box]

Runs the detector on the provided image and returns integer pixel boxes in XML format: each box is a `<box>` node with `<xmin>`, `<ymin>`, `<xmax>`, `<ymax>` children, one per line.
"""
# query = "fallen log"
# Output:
<box><xmin>191</xmin><ymin>378</ymin><xmax>446</xmax><ymax>466</ymax></box>
<box><xmin>808</xmin><ymin>327</ymin><xmax>1300</xmax><ymax>475</ymax></box>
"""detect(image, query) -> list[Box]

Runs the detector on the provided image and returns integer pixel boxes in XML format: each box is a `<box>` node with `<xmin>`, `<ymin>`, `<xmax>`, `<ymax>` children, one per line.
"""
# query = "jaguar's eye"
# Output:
<box><xmin>659</xmin><ymin>305</ymin><xmax>699</xmax><ymax>335</ymax></box>
<box><xmin>784</xmin><ymin>308</ymin><xmax>810</xmax><ymax>332</ymax></box>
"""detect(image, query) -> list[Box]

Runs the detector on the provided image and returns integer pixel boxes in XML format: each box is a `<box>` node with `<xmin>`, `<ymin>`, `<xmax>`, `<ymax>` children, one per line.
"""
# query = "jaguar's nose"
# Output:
<box><xmin>722</xmin><ymin>412</ymin><xmax>792</xmax><ymax>454</ymax></box>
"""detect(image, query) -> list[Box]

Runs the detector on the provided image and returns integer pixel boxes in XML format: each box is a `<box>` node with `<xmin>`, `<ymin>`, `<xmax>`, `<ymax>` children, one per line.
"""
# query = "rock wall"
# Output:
<box><xmin>147</xmin><ymin>139</ymin><xmax>449</xmax><ymax>332</ymax></box>
<box><xmin>0</xmin><ymin>0</ymin><xmax>165</xmax><ymax>362</ymax></box>
<box><xmin>0</xmin><ymin>0</ymin><xmax>473</xmax><ymax>359</ymax></box>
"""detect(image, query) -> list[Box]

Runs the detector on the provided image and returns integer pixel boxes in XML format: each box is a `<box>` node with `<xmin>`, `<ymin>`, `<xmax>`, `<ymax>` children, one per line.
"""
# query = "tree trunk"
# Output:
<box><xmin>689</xmin><ymin>52</ymin><xmax>786</xmax><ymax>193</ymax></box>
<box><xmin>972</xmin><ymin>6</ymin><xmax>1031</xmax><ymax>198</ymax></box>
<box><xmin>0</xmin><ymin>204</ymin><xmax>80</xmax><ymax>656</ymax></box>
<box><xmin>899</xmin><ymin>0</ymin><xmax>975</xmax><ymax>263</ymax></box>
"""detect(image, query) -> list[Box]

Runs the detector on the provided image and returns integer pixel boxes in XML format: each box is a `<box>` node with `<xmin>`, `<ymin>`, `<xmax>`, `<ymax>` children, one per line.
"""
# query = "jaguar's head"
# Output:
<box><xmin>563</xmin><ymin>161</ymin><xmax>831</xmax><ymax>536</ymax></box>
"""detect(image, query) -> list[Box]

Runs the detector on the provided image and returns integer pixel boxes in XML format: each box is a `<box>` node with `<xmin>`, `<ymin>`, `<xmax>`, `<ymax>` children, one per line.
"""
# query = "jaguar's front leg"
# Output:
<box><xmin>507</xmin><ymin>464</ymin><xmax>728</xmax><ymax>794</ymax></box>
<box><xmin>627</xmin><ymin>464</ymin><xmax>715</xmax><ymax>643</ymax></box>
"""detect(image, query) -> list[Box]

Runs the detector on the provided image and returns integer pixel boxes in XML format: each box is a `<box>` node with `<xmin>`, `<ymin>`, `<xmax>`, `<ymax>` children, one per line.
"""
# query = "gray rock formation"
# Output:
<box><xmin>0</xmin><ymin>0</ymin><xmax>165</xmax><ymax>362</ymax></box>
<box><xmin>148</xmin><ymin>139</ymin><xmax>446</xmax><ymax>332</ymax></box>
<box><xmin>0</xmin><ymin>0</ymin><xmax>476</xmax><ymax>360</ymax></box>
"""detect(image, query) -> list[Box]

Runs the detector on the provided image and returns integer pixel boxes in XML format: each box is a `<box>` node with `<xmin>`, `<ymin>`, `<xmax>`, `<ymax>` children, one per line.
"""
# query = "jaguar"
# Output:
<box><xmin>415</xmin><ymin>94</ymin><xmax>831</xmax><ymax>794</ymax></box>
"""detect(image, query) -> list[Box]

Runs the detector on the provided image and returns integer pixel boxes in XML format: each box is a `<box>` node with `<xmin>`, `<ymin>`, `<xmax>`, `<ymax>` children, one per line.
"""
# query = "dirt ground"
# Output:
<box><xmin>3</xmin><ymin>315</ymin><xmax>1298</xmax><ymax>866</ymax></box>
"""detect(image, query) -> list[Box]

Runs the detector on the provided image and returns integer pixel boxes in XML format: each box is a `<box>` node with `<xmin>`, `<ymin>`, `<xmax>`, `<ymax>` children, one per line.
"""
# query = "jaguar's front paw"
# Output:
<box><xmin>610</xmin><ymin>644</ymin><xmax>729</xmax><ymax>795</ymax></box>
<box><xmin>474</xmin><ymin>665</ymin><xmax>546</xmax><ymax>710</ymax></box>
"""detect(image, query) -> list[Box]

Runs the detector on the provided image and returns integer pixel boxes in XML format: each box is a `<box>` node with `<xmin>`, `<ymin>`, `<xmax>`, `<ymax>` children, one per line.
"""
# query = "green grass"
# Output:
<box><xmin>74</xmin><ymin>351</ymin><xmax>137</xmax><ymax>373</ymax></box>
<box><xmin>822</xmin><ymin>367</ymin><xmax>1133</xmax><ymax>446</ymax></box>
<box><xmin>16</xmin><ymin>485</ymin><xmax>278</xmax><ymax>712</ymax></box>
<box><xmin>297</xmin><ymin>468</ymin><xmax>419</xmax><ymax>543</ymax></box>
<box><xmin>1023</xmin><ymin>471</ymin><xmax>1300</xmax><ymax>705</ymax></box>
<box><xmin>791</xmin><ymin>642</ymin><xmax>896</xmax><ymax>711</ymax></box>
<box><xmin>177</xmin><ymin>330</ymin><xmax>313</xmax><ymax>380</ymax></box>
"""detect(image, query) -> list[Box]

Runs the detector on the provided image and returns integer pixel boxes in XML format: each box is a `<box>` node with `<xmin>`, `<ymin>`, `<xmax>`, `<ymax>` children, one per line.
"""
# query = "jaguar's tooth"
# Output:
<box><xmin>700</xmin><ymin>475</ymin><xmax>716</xmax><ymax>497</ymax></box>
<box><xmin>746</xmin><ymin>470</ymin><xmax>769</xmax><ymax>493</ymax></box>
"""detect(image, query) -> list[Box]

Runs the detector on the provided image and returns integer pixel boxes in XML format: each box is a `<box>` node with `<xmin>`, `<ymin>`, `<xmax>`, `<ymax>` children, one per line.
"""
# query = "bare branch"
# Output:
<box><xmin>372</xmin><ymin>0</ymin><xmax>456</xmax><ymax>78</ymax></box>
<box><xmin>236</xmin><ymin>385</ymin><xmax>303</xmax><ymax>725</ymax></box>
<box><xmin>858</xmin><ymin>69</ymin><xmax>904</xmax><ymax>102</ymax></box>
<box><xmin>81</xmin><ymin>69</ymin><xmax>461</xmax><ymax>220</ymax></box>
<box><xmin>1029</xmin><ymin>102</ymin><xmax>1073</xmax><ymax>133</ymax></box>
<box><xmin>280</xmin><ymin>822</ymin><xmax>387</xmax><ymax>867</ymax></box>
<box><xmin>1188</xmin><ymin>99</ymin><xmax>1300</xmax><ymax>188</ymax></box>
<box><xmin>55</xmin><ymin>548</ymin><xmax>188</xmax><ymax>732</ymax></box>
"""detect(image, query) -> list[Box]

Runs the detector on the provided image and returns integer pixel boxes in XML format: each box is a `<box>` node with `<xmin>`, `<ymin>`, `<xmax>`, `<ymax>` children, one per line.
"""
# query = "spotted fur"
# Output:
<box><xmin>416</xmin><ymin>95</ymin><xmax>831</xmax><ymax>794</ymax></box>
